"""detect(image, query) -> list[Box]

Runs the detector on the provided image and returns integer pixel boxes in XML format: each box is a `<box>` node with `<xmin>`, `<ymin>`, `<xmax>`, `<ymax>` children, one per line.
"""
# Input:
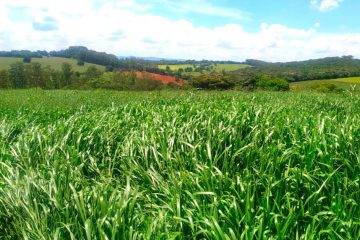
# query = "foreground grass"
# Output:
<box><xmin>0</xmin><ymin>90</ymin><xmax>359</xmax><ymax>239</ymax></box>
<box><xmin>0</xmin><ymin>57</ymin><xmax>105</xmax><ymax>72</ymax></box>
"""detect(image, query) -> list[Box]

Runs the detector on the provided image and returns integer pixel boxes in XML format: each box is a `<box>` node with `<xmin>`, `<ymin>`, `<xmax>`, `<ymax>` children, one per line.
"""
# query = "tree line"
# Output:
<box><xmin>189</xmin><ymin>71</ymin><xmax>289</xmax><ymax>91</ymax></box>
<box><xmin>0</xmin><ymin>50</ymin><xmax>45</xmax><ymax>58</ymax></box>
<box><xmin>0</xmin><ymin>62</ymin><xmax>166</xmax><ymax>91</ymax></box>
<box><xmin>0</xmin><ymin>61</ymin><xmax>290</xmax><ymax>91</ymax></box>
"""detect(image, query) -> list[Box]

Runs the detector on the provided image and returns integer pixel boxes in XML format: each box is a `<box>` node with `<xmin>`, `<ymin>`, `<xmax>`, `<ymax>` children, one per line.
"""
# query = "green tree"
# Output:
<box><xmin>9</xmin><ymin>62</ymin><xmax>26</xmax><ymax>88</ymax></box>
<box><xmin>25</xmin><ymin>62</ymin><xmax>43</xmax><ymax>88</ymax></box>
<box><xmin>0</xmin><ymin>70</ymin><xmax>10</xmax><ymax>88</ymax></box>
<box><xmin>255</xmin><ymin>74</ymin><xmax>289</xmax><ymax>91</ymax></box>
<box><xmin>51</xmin><ymin>69</ymin><xmax>63</xmax><ymax>89</ymax></box>
<box><xmin>61</xmin><ymin>62</ymin><xmax>73</xmax><ymax>87</ymax></box>
<box><xmin>84</xmin><ymin>66</ymin><xmax>102</xmax><ymax>79</ymax></box>
<box><xmin>190</xmin><ymin>72</ymin><xmax>235</xmax><ymax>90</ymax></box>
<box><xmin>184</xmin><ymin>67</ymin><xmax>193</xmax><ymax>72</ymax></box>
<box><xmin>41</xmin><ymin>65</ymin><xmax>55</xmax><ymax>89</ymax></box>
<box><xmin>23</xmin><ymin>56</ymin><xmax>32</xmax><ymax>63</ymax></box>
<box><xmin>77</xmin><ymin>59</ymin><xmax>85</xmax><ymax>66</ymax></box>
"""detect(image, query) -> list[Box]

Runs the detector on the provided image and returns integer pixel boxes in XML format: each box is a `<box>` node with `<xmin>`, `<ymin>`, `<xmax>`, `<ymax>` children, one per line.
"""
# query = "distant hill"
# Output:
<box><xmin>241</xmin><ymin>56</ymin><xmax>360</xmax><ymax>82</ymax></box>
<box><xmin>0</xmin><ymin>46</ymin><xmax>120</xmax><ymax>68</ymax></box>
<box><xmin>0</xmin><ymin>57</ymin><xmax>105</xmax><ymax>72</ymax></box>
<box><xmin>49</xmin><ymin>46</ymin><xmax>120</xmax><ymax>68</ymax></box>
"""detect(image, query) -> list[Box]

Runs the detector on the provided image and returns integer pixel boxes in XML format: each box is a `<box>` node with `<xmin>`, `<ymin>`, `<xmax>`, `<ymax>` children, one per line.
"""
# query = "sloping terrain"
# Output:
<box><xmin>0</xmin><ymin>57</ymin><xmax>105</xmax><ymax>72</ymax></box>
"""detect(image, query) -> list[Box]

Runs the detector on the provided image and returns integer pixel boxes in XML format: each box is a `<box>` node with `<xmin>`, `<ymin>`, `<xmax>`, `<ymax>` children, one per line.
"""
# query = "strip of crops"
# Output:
<box><xmin>0</xmin><ymin>90</ymin><xmax>359</xmax><ymax>239</ymax></box>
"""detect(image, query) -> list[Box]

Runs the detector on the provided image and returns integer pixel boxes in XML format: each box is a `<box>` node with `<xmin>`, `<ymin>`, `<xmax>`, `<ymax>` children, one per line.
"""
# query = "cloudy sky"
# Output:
<box><xmin>0</xmin><ymin>0</ymin><xmax>359</xmax><ymax>61</ymax></box>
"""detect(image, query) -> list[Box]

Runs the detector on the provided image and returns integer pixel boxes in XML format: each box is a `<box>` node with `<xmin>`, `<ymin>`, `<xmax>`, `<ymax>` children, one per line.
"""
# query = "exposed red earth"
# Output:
<box><xmin>135</xmin><ymin>71</ymin><xmax>186</xmax><ymax>85</ymax></box>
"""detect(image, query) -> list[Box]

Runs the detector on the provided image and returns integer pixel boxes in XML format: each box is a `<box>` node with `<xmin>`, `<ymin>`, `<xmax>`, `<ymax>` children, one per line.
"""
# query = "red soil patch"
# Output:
<box><xmin>135</xmin><ymin>71</ymin><xmax>186</xmax><ymax>85</ymax></box>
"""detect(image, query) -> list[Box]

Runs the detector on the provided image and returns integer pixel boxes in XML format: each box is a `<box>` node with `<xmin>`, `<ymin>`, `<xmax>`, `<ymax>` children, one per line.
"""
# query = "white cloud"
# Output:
<box><xmin>0</xmin><ymin>0</ymin><xmax>359</xmax><ymax>62</ymax></box>
<box><xmin>311</xmin><ymin>0</ymin><xmax>344</xmax><ymax>11</ymax></box>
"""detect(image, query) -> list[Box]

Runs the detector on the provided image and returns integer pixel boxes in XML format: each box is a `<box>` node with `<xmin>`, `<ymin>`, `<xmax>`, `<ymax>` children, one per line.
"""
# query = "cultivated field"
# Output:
<box><xmin>212</xmin><ymin>63</ymin><xmax>249</xmax><ymax>72</ymax></box>
<box><xmin>0</xmin><ymin>57</ymin><xmax>105</xmax><ymax>72</ymax></box>
<box><xmin>0</xmin><ymin>90</ymin><xmax>359</xmax><ymax>239</ymax></box>
<box><xmin>158</xmin><ymin>63</ymin><xmax>249</xmax><ymax>72</ymax></box>
<box><xmin>158</xmin><ymin>64</ymin><xmax>195</xmax><ymax>71</ymax></box>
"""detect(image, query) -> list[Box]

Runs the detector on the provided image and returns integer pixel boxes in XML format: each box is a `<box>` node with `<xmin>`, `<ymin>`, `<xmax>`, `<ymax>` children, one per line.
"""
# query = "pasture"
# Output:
<box><xmin>290</xmin><ymin>77</ymin><xmax>360</xmax><ymax>91</ymax></box>
<box><xmin>0</xmin><ymin>57</ymin><xmax>105</xmax><ymax>72</ymax></box>
<box><xmin>0</xmin><ymin>90</ymin><xmax>359</xmax><ymax>239</ymax></box>
<box><xmin>158</xmin><ymin>63</ymin><xmax>249</xmax><ymax>72</ymax></box>
<box><xmin>158</xmin><ymin>64</ymin><xmax>195</xmax><ymax>71</ymax></box>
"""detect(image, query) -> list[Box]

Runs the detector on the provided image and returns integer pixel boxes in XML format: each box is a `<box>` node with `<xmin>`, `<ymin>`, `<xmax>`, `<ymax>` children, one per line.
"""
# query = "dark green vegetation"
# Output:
<box><xmin>188</xmin><ymin>72</ymin><xmax>288</xmax><ymax>91</ymax></box>
<box><xmin>244</xmin><ymin>56</ymin><xmax>360</xmax><ymax>82</ymax></box>
<box><xmin>0</xmin><ymin>90</ymin><xmax>359</xmax><ymax>239</ymax></box>
<box><xmin>155</xmin><ymin>56</ymin><xmax>360</xmax><ymax>91</ymax></box>
<box><xmin>0</xmin><ymin>63</ymin><xmax>164</xmax><ymax>90</ymax></box>
<box><xmin>158</xmin><ymin>63</ymin><xmax>249</xmax><ymax>78</ymax></box>
<box><xmin>4</xmin><ymin>46</ymin><xmax>360</xmax><ymax>92</ymax></box>
<box><xmin>0</xmin><ymin>60</ymin><xmax>288</xmax><ymax>91</ymax></box>
<box><xmin>49</xmin><ymin>46</ymin><xmax>120</xmax><ymax>69</ymax></box>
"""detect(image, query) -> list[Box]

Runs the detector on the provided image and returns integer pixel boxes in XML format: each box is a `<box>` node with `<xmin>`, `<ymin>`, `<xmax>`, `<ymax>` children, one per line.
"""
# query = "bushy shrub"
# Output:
<box><xmin>190</xmin><ymin>72</ymin><xmax>235</xmax><ymax>90</ymax></box>
<box><xmin>86</xmin><ymin>72</ymin><xmax>163</xmax><ymax>91</ymax></box>
<box><xmin>22</xmin><ymin>57</ymin><xmax>31</xmax><ymax>63</ymax></box>
<box><xmin>77</xmin><ymin>59</ymin><xmax>85</xmax><ymax>66</ymax></box>
<box><xmin>256</xmin><ymin>74</ymin><xmax>289</xmax><ymax>91</ymax></box>
<box><xmin>134</xmin><ymin>77</ymin><xmax>164</xmax><ymax>91</ymax></box>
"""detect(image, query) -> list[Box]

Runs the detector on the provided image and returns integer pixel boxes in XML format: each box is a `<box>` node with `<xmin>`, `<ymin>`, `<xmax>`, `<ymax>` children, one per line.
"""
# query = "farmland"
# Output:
<box><xmin>0</xmin><ymin>90</ymin><xmax>359</xmax><ymax>239</ymax></box>
<box><xmin>158</xmin><ymin>63</ymin><xmax>249</xmax><ymax>72</ymax></box>
<box><xmin>0</xmin><ymin>57</ymin><xmax>105</xmax><ymax>72</ymax></box>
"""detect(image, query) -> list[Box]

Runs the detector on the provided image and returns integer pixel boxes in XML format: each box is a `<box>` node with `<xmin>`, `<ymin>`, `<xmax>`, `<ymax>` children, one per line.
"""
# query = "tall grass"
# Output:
<box><xmin>0</xmin><ymin>90</ymin><xmax>359</xmax><ymax>239</ymax></box>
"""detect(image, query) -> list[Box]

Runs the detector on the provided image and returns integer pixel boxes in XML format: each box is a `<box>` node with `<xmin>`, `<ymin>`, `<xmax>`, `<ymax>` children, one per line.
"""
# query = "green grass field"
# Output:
<box><xmin>158</xmin><ymin>64</ymin><xmax>195</xmax><ymax>71</ymax></box>
<box><xmin>335</xmin><ymin>76</ymin><xmax>360</xmax><ymax>83</ymax></box>
<box><xmin>158</xmin><ymin>63</ymin><xmax>249</xmax><ymax>72</ymax></box>
<box><xmin>290</xmin><ymin>77</ymin><xmax>360</xmax><ymax>91</ymax></box>
<box><xmin>212</xmin><ymin>63</ymin><xmax>249</xmax><ymax>72</ymax></box>
<box><xmin>0</xmin><ymin>57</ymin><xmax>105</xmax><ymax>72</ymax></box>
<box><xmin>0</xmin><ymin>90</ymin><xmax>359</xmax><ymax>239</ymax></box>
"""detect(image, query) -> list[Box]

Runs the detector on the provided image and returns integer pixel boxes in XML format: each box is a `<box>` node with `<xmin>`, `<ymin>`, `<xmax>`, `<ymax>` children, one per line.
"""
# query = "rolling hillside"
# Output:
<box><xmin>0</xmin><ymin>57</ymin><xmax>105</xmax><ymax>72</ymax></box>
<box><xmin>290</xmin><ymin>77</ymin><xmax>360</xmax><ymax>92</ymax></box>
<box><xmin>242</xmin><ymin>56</ymin><xmax>360</xmax><ymax>82</ymax></box>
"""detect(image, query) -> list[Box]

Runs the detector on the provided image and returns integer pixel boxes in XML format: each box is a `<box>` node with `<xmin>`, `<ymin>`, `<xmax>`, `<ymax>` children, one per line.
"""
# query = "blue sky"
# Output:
<box><xmin>143</xmin><ymin>0</ymin><xmax>360</xmax><ymax>33</ymax></box>
<box><xmin>144</xmin><ymin>0</ymin><xmax>356</xmax><ymax>32</ymax></box>
<box><xmin>0</xmin><ymin>0</ymin><xmax>359</xmax><ymax>61</ymax></box>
